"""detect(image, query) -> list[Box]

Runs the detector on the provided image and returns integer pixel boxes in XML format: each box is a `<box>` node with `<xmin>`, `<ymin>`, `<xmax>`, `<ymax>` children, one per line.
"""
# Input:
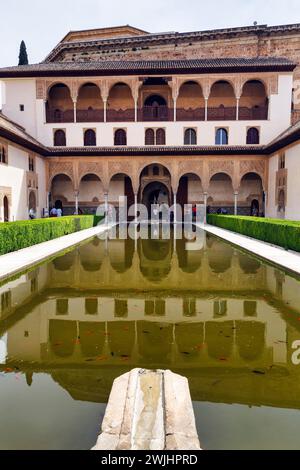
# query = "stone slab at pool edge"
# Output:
<box><xmin>203</xmin><ymin>224</ymin><xmax>300</xmax><ymax>276</ymax></box>
<box><xmin>0</xmin><ymin>224</ymin><xmax>114</xmax><ymax>282</ymax></box>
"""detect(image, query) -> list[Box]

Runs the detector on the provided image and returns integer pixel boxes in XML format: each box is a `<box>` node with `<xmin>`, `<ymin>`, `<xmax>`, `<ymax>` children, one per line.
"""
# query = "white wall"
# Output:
<box><xmin>267</xmin><ymin>143</ymin><xmax>300</xmax><ymax>221</ymax></box>
<box><xmin>284</xmin><ymin>145</ymin><xmax>300</xmax><ymax>220</ymax></box>
<box><xmin>0</xmin><ymin>144</ymin><xmax>46</xmax><ymax>221</ymax></box>
<box><xmin>1</xmin><ymin>79</ymin><xmax>37</xmax><ymax>136</ymax></box>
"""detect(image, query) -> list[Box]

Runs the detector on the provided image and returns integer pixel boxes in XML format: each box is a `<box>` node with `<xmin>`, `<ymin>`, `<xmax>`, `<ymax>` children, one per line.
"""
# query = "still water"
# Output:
<box><xmin>1</xmin><ymin>228</ymin><xmax>300</xmax><ymax>450</ymax></box>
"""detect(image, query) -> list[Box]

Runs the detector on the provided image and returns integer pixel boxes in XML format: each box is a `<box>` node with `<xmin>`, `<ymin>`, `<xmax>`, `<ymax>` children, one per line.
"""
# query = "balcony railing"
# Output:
<box><xmin>107</xmin><ymin>109</ymin><xmax>135</xmax><ymax>122</ymax></box>
<box><xmin>46</xmin><ymin>109</ymin><xmax>74</xmax><ymax>123</ymax></box>
<box><xmin>207</xmin><ymin>106</ymin><xmax>236</xmax><ymax>121</ymax></box>
<box><xmin>176</xmin><ymin>108</ymin><xmax>205</xmax><ymax>121</ymax></box>
<box><xmin>46</xmin><ymin>105</ymin><xmax>269</xmax><ymax>123</ymax></box>
<box><xmin>140</xmin><ymin>106</ymin><xmax>172</xmax><ymax>121</ymax></box>
<box><xmin>239</xmin><ymin>106</ymin><xmax>268</xmax><ymax>120</ymax></box>
<box><xmin>76</xmin><ymin>109</ymin><xmax>104</xmax><ymax>122</ymax></box>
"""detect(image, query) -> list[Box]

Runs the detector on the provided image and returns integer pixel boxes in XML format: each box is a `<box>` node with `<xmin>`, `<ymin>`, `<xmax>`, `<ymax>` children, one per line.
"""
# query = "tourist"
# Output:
<box><xmin>28</xmin><ymin>208</ymin><xmax>36</xmax><ymax>220</ymax></box>
<box><xmin>50</xmin><ymin>207</ymin><xmax>57</xmax><ymax>217</ymax></box>
<box><xmin>56</xmin><ymin>207</ymin><xmax>62</xmax><ymax>217</ymax></box>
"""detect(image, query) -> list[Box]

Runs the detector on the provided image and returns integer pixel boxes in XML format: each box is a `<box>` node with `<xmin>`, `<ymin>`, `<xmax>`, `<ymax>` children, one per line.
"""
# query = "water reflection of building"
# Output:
<box><xmin>1</xmin><ymin>234</ymin><xmax>300</xmax><ymax>407</ymax></box>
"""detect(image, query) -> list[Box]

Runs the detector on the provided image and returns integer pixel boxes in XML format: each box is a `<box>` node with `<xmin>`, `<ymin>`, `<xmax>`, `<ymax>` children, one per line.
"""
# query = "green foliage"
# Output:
<box><xmin>207</xmin><ymin>215</ymin><xmax>300</xmax><ymax>252</ymax></box>
<box><xmin>0</xmin><ymin>216</ymin><xmax>100</xmax><ymax>255</ymax></box>
<box><xmin>18</xmin><ymin>40</ymin><xmax>28</xmax><ymax>65</ymax></box>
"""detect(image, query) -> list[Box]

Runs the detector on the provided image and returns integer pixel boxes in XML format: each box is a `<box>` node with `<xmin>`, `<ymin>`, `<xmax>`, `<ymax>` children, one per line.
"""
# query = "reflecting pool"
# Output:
<box><xmin>1</xmin><ymin>228</ymin><xmax>300</xmax><ymax>449</ymax></box>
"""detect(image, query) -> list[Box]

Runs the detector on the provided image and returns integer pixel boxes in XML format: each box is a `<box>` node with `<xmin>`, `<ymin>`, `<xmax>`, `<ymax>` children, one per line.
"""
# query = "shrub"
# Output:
<box><xmin>0</xmin><ymin>215</ymin><xmax>101</xmax><ymax>255</ymax></box>
<box><xmin>207</xmin><ymin>215</ymin><xmax>300</xmax><ymax>252</ymax></box>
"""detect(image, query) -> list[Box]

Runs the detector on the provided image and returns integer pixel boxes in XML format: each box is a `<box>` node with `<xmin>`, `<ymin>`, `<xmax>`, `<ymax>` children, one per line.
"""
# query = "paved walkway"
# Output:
<box><xmin>0</xmin><ymin>223</ymin><xmax>113</xmax><ymax>282</ymax></box>
<box><xmin>204</xmin><ymin>224</ymin><xmax>300</xmax><ymax>276</ymax></box>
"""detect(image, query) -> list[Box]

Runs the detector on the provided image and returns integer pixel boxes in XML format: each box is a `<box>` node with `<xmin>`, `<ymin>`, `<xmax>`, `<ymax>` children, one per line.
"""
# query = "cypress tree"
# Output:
<box><xmin>18</xmin><ymin>41</ymin><xmax>28</xmax><ymax>65</ymax></box>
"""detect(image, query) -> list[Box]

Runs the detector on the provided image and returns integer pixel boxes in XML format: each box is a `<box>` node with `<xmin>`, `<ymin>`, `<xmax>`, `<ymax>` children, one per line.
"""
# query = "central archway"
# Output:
<box><xmin>142</xmin><ymin>181</ymin><xmax>170</xmax><ymax>211</ymax></box>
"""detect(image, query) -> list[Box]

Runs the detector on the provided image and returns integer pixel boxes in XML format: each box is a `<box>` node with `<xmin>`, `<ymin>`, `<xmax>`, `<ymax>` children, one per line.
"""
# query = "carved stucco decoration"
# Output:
<box><xmin>208</xmin><ymin>160</ymin><xmax>234</xmax><ymax>181</ymax></box>
<box><xmin>78</xmin><ymin>162</ymin><xmax>105</xmax><ymax>184</ymax></box>
<box><xmin>48</xmin><ymin>162</ymin><xmax>75</xmax><ymax>188</ymax></box>
<box><xmin>36</xmin><ymin>80</ymin><xmax>47</xmax><ymax>100</ymax></box>
<box><xmin>172</xmin><ymin>160</ymin><xmax>204</xmax><ymax>192</ymax></box>
<box><xmin>108</xmin><ymin>160</ymin><xmax>134</xmax><ymax>181</ymax></box>
<box><xmin>239</xmin><ymin>160</ymin><xmax>266</xmax><ymax>188</ymax></box>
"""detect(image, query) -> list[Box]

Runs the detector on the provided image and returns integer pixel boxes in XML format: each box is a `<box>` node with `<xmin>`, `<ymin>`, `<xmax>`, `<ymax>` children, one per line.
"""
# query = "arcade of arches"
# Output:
<box><xmin>47</xmin><ymin>157</ymin><xmax>267</xmax><ymax>217</ymax></box>
<box><xmin>45</xmin><ymin>77</ymin><xmax>269</xmax><ymax>123</ymax></box>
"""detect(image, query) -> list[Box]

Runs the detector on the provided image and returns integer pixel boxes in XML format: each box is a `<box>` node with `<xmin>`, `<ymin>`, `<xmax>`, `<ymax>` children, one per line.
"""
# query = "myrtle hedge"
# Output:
<box><xmin>0</xmin><ymin>215</ymin><xmax>101</xmax><ymax>255</ymax></box>
<box><xmin>207</xmin><ymin>214</ymin><xmax>300</xmax><ymax>252</ymax></box>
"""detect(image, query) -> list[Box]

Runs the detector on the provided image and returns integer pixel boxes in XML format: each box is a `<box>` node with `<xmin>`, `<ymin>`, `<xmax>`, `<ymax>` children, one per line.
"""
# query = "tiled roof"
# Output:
<box><xmin>46</xmin><ymin>145</ymin><xmax>264</xmax><ymax>156</ymax></box>
<box><xmin>266</xmin><ymin>120</ymin><xmax>300</xmax><ymax>153</ymax></box>
<box><xmin>0</xmin><ymin>57</ymin><xmax>295</xmax><ymax>78</ymax></box>
<box><xmin>0</xmin><ymin>112</ymin><xmax>47</xmax><ymax>153</ymax></box>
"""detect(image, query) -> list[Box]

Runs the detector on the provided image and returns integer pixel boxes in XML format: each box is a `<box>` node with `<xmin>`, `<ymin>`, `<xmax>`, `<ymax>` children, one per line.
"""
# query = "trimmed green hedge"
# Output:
<box><xmin>0</xmin><ymin>215</ymin><xmax>101</xmax><ymax>255</ymax></box>
<box><xmin>207</xmin><ymin>215</ymin><xmax>300</xmax><ymax>252</ymax></box>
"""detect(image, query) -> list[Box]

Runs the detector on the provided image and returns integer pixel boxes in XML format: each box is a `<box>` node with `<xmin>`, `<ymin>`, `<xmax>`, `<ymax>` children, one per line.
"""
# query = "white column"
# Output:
<box><xmin>234</xmin><ymin>191</ymin><xmax>238</xmax><ymax>216</ymax></box>
<box><xmin>204</xmin><ymin>192</ymin><xmax>208</xmax><ymax>224</ymax></box>
<box><xmin>173</xmin><ymin>193</ymin><xmax>177</xmax><ymax>223</ymax></box>
<box><xmin>103</xmin><ymin>100</ymin><xmax>107</xmax><ymax>123</ymax></box>
<box><xmin>134</xmin><ymin>100</ymin><xmax>138</xmax><ymax>122</ymax></box>
<box><xmin>174</xmin><ymin>99</ymin><xmax>177</xmax><ymax>122</ymax></box>
<box><xmin>75</xmin><ymin>191</ymin><xmax>79</xmax><ymax>215</ymax></box>
<box><xmin>73</xmin><ymin>101</ymin><xmax>77</xmax><ymax>123</ymax></box>
<box><xmin>236</xmin><ymin>98</ymin><xmax>239</xmax><ymax>121</ymax></box>
<box><xmin>204</xmin><ymin>98</ymin><xmax>208</xmax><ymax>121</ymax></box>
<box><xmin>134</xmin><ymin>193</ymin><xmax>138</xmax><ymax>222</ymax></box>
<box><xmin>104</xmin><ymin>192</ymin><xmax>108</xmax><ymax>225</ymax></box>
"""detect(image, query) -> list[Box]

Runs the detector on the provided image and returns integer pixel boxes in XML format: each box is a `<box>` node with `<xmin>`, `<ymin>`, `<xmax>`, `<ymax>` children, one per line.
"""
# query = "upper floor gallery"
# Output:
<box><xmin>0</xmin><ymin>57</ymin><xmax>295</xmax><ymax>147</ymax></box>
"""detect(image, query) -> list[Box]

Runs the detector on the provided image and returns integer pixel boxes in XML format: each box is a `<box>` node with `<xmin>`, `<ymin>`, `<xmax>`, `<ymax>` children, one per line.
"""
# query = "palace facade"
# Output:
<box><xmin>1</xmin><ymin>23</ymin><xmax>300</xmax><ymax>222</ymax></box>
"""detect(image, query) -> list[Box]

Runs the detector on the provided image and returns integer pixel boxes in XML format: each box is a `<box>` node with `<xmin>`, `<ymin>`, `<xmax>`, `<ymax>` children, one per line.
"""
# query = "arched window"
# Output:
<box><xmin>145</xmin><ymin>129</ymin><xmax>155</xmax><ymax>145</ymax></box>
<box><xmin>28</xmin><ymin>156</ymin><xmax>35</xmax><ymax>172</ymax></box>
<box><xmin>215</xmin><ymin>128</ymin><xmax>228</xmax><ymax>145</ymax></box>
<box><xmin>114</xmin><ymin>129</ymin><xmax>127</xmax><ymax>146</ymax></box>
<box><xmin>279</xmin><ymin>153</ymin><xmax>285</xmax><ymax>170</ymax></box>
<box><xmin>156</xmin><ymin>128</ymin><xmax>166</xmax><ymax>145</ymax></box>
<box><xmin>246</xmin><ymin>127</ymin><xmax>259</xmax><ymax>145</ymax></box>
<box><xmin>84</xmin><ymin>129</ymin><xmax>96</xmax><ymax>146</ymax></box>
<box><xmin>184</xmin><ymin>128</ymin><xmax>197</xmax><ymax>145</ymax></box>
<box><xmin>0</xmin><ymin>146</ymin><xmax>6</xmax><ymax>164</ymax></box>
<box><xmin>54</xmin><ymin>129</ymin><xmax>66</xmax><ymax>147</ymax></box>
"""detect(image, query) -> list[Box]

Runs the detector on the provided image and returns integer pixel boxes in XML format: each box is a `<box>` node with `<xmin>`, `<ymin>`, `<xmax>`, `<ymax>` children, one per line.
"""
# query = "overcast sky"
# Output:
<box><xmin>0</xmin><ymin>0</ymin><xmax>300</xmax><ymax>67</ymax></box>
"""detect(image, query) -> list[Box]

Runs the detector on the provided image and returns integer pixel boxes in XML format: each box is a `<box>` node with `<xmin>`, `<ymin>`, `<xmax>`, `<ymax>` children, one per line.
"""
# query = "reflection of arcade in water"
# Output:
<box><xmin>1</xmin><ymin>232</ymin><xmax>300</xmax><ymax>406</ymax></box>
